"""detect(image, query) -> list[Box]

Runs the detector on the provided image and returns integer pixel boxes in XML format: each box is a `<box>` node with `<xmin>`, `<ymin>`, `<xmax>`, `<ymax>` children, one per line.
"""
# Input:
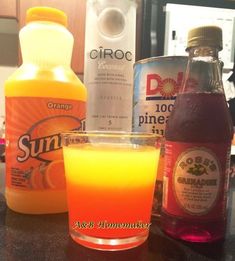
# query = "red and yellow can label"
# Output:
<box><xmin>5</xmin><ymin>97</ymin><xmax>85</xmax><ymax>191</ymax></box>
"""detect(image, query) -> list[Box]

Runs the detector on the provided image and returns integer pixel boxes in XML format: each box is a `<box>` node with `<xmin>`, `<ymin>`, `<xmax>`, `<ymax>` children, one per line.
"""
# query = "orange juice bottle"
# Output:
<box><xmin>4</xmin><ymin>7</ymin><xmax>86</xmax><ymax>214</ymax></box>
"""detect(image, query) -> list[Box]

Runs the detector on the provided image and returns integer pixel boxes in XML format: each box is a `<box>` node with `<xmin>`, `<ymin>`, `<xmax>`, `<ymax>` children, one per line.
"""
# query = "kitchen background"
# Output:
<box><xmin>1</xmin><ymin>0</ymin><xmax>235</xmax><ymax>124</ymax></box>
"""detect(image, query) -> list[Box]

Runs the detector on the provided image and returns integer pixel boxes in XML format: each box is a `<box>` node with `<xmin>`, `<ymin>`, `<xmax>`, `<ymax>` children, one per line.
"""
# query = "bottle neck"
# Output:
<box><xmin>20</xmin><ymin>22</ymin><xmax>73</xmax><ymax>68</ymax></box>
<box><xmin>188</xmin><ymin>46</ymin><xmax>219</xmax><ymax>59</ymax></box>
<box><xmin>181</xmin><ymin>46</ymin><xmax>224</xmax><ymax>94</ymax></box>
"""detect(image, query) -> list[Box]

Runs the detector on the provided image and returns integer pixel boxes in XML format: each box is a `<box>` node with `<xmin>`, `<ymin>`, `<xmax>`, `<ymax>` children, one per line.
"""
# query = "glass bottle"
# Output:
<box><xmin>161</xmin><ymin>26</ymin><xmax>233</xmax><ymax>242</ymax></box>
<box><xmin>84</xmin><ymin>0</ymin><xmax>136</xmax><ymax>132</ymax></box>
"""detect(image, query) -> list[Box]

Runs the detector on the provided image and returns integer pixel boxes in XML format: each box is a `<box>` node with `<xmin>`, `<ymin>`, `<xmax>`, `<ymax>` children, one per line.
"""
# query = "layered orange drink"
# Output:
<box><xmin>62</xmin><ymin>132</ymin><xmax>160</xmax><ymax>250</ymax></box>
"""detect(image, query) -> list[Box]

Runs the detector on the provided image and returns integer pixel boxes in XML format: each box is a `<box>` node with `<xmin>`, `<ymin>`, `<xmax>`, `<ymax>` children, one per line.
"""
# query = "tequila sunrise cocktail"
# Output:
<box><xmin>62</xmin><ymin>132</ymin><xmax>161</xmax><ymax>251</ymax></box>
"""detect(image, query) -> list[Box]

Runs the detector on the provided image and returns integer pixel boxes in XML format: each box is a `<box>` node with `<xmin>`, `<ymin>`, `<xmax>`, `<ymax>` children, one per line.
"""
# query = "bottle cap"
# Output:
<box><xmin>26</xmin><ymin>6</ymin><xmax>67</xmax><ymax>27</ymax></box>
<box><xmin>186</xmin><ymin>25</ymin><xmax>222</xmax><ymax>51</ymax></box>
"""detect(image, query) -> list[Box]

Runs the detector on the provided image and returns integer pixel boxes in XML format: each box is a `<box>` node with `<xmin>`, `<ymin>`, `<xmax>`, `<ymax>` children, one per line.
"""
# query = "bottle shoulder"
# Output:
<box><xmin>165</xmin><ymin>92</ymin><xmax>233</xmax><ymax>142</ymax></box>
<box><xmin>5</xmin><ymin>64</ymin><xmax>87</xmax><ymax>100</ymax></box>
<box><xmin>6</xmin><ymin>64</ymin><xmax>80</xmax><ymax>83</ymax></box>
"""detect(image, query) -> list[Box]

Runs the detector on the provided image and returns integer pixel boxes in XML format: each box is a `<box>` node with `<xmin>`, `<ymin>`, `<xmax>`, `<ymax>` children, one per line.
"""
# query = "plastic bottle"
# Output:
<box><xmin>84</xmin><ymin>0</ymin><xmax>136</xmax><ymax>131</ymax></box>
<box><xmin>4</xmin><ymin>7</ymin><xmax>86</xmax><ymax>214</ymax></box>
<box><xmin>161</xmin><ymin>26</ymin><xmax>233</xmax><ymax>242</ymax></box>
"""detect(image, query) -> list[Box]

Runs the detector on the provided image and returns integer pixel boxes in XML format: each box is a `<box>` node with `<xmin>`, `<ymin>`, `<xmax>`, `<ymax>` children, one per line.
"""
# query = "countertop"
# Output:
<box><xmin>0</xmin><ymin>162</ymin><xmax>235</xmax><ymax>261</ymax></box>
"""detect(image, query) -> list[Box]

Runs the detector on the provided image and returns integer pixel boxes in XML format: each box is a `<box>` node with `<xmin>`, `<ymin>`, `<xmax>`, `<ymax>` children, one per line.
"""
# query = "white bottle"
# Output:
<box><xmin>84</xmin><ymin>0</ymin><xmax>136</xmax><ymax>131</ymax></box>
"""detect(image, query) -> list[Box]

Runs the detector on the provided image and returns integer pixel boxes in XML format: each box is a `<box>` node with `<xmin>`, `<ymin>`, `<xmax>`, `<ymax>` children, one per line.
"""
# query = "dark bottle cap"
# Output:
<box><xmin>186</xmin><ymin>25</ymin><xmax>222</xmax><ymax>51</ymax></box>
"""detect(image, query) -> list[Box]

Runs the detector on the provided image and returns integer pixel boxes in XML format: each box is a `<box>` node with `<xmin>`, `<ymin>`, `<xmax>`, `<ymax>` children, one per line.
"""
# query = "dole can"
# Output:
<box><xmin>133</xmin><ymin>56</ymin><xmax>187</xmax><ymax>217</ymax></box>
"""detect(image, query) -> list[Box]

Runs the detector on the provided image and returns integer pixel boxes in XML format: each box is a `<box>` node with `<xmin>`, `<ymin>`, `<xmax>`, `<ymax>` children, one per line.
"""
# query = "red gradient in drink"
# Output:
<box><xmin>67</xmin><ymin>183</ymin><xmax>154</xmax><ymax>238</ymax></box>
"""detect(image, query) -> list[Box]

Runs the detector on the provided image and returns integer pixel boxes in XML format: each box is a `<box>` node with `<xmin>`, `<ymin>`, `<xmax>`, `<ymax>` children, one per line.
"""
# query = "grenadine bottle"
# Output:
<box><xmin>161</xmin><ymin>26</ymin><xmax>233</xmax><ymax>242</ymax></box>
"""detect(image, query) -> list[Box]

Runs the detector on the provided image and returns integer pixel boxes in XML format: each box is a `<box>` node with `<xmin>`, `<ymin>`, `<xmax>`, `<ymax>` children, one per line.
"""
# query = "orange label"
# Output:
<box><xmin>5</xmin><ymin>97</ymin><xmax>86</xmax><ymax>191</ymax></box>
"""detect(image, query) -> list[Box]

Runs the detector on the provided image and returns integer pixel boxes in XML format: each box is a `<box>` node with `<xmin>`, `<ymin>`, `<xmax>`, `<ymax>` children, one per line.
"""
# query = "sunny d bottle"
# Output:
<box><xmin>84</xmin><ymin>0</ymin><xmax>136</xmax><ymax>131</ymax></box>
<box><xmin>4</xmin><ymin>7</ymin><xmax>86</xmax><ymax>214</ymax></box>
<box><xmin>162</xmin><ymin>26</ymin><xmax>233</xmax><ymax>242</ymax></box>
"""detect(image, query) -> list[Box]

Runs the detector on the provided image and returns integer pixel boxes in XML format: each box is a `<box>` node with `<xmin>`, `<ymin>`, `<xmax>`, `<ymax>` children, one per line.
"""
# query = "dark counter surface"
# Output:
<box><xmin>0</xmin><ymin>162</ymin><xmax>235</xmax><ymax>261</ymax></box>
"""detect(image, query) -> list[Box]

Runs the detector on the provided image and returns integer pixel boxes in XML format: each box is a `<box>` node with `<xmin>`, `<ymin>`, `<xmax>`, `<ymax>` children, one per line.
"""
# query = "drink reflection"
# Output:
<box><xmin>2</xmin><ymin>203</ymin><xmax>229</xmax><ymax>260</ymax></box>
<box><xmin>66</xmin><ymin>237</ymin><xmax>148</xmax><ymax>261</ymax></box>
<box><xmin>66</xmin><ymin>222</ymin><xmax>187</xmax><ymax>261</ymax></box>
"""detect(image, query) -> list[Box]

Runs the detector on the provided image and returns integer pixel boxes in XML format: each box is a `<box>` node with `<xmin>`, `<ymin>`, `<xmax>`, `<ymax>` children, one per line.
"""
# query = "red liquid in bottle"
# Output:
<box><xmin>162</xmin><ymin>92</ymin><xmax>233</xmax><ymax>242</ymax></box>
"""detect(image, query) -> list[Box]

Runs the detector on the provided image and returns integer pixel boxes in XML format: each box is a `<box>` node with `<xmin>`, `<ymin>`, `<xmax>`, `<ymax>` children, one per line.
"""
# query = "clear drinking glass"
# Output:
<box><xmin>62</xmin><ymin>131</ymin><xmax>161</xmax><ymax>251</ymax></box>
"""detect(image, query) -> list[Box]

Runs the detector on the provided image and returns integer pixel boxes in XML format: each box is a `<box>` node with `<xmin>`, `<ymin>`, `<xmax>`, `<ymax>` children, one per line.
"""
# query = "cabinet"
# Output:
<box><xmin>0</xmin><ymin>0</ymin><xmax>17</xmax><ymax>18</ymax></box>
<box><xmin>18</xmin><ymin>0</ymin><xmax>86</xmax><ymax>74</ymax></box>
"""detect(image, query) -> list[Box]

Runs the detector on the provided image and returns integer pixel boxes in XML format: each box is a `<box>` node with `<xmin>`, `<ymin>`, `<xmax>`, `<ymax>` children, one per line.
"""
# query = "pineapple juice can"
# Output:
<box><xmin>133</xmin><ymin>56</ymin><xmax>187</xmax><ymax>217</ymax></box>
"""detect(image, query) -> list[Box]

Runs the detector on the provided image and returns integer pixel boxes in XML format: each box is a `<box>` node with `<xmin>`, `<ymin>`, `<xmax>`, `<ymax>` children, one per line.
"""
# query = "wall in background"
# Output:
<box><xmin>141</xmin><ymin>0</ymin><xmax>235</xmax><ymax>60</ymax></box>
<box><xmin>0</xmin><ymin>34</ymin><xmax>18</xmax><ymax>66</ymax></box>
<box><xmin>0</xmin><ymin>66</ymin><xmax>17</xmax><ymax>119</ymax></box>
<box><xmin>0</xmin><ymin>18</ymin><xmax>18</xmax><ymax>67</ymax></box>
<box><xmin>0</xmin><ymin>18</ymin><xmax>18</xmax><ymax>120</ymax></box>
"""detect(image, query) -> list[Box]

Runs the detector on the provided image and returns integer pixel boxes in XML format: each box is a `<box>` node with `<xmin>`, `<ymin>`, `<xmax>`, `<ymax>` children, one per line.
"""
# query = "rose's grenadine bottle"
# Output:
<box><xmin>161</xmin><ymin>25</ymin><xmax>233</xmax><ymax>242</ymax></box>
